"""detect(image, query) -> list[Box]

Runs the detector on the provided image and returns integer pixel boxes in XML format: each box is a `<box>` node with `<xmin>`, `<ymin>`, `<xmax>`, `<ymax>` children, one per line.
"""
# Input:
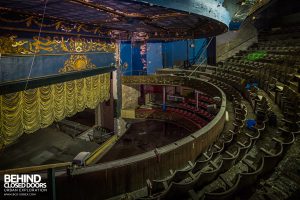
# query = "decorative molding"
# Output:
<box><xmin>0</xmin><ymin>35</ymin><xmax>116</xmax><ymax>55</ymax></box>
<box><xmin>59</xmin><ymin>55</ymin><xmax>96</xmax><ymax>73</ymax></box>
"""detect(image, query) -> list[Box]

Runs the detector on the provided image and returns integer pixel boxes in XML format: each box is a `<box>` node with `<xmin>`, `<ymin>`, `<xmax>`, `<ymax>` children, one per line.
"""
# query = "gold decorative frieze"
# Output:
<box><xmin>0</xmin><ymin>15</ymin><xmax>103</xmax><ymax>35</ymax></box>
<box><xmin>0</xmin><ymin>35</ymin><xmax>116</xmax><ymax>55</ymax></box>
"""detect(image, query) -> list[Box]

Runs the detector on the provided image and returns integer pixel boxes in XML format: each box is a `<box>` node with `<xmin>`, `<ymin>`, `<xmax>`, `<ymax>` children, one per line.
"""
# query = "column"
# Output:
<box><xmin>162</xmin><ymin>86</ymin><xmax>166</xmax><ymax>112</ymax></box>
<box><xmin>95</xmin><ymin>103</ymin><xmax>103</xmax><ymax>127</ymax></box>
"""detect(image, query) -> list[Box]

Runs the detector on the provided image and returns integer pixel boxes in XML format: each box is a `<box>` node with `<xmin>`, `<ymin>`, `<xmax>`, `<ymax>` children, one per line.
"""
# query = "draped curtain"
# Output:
<box><xmin>0</xmin><ymin>73</ymin><xmax>110</xmax><ymax>145</ymax></box>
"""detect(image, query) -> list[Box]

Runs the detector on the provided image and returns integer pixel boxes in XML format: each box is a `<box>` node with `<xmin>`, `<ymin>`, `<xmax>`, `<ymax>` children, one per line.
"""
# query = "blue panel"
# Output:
<box><xmin>132</xmin><ymin>0</ymin><xmax>231</xmax><ymax>26</ymax></box>
<box><xmin>132</xmin><ymin>43</ymin><xmax>144</xmax><ymax>75</ymax></box>
<box><xmin>147</xmin><ymin>42</ymin><xmax>163</xmax><ymax>74</ymax></box>
<box><xmin>162</xmin><ymin>42</ymin><xmax>172</xmax><ymax>68</ymax></box>
<box><xmin>120</xmin><ymin>42</ymin><xmax>133</xmax><ymax>76</ymax></box>
<box><xmin>173</xmin><ymin>40</ymin><xmax>188</xmax><ymax>64</ymax></box>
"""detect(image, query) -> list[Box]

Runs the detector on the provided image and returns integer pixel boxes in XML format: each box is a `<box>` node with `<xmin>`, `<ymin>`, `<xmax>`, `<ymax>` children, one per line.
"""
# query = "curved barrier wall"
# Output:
<box><xmin>132</xmin><ymin>0</ymin><xmax>231</xmax><ymax>27</ymax></box>
<box><xmin>55</xmin><ymin>75</ymin><xmax>227</xmax><ymax>199</ymax></box>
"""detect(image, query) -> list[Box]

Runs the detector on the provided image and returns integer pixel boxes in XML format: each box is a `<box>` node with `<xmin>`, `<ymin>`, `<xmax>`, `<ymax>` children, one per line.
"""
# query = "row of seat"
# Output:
<box><xmin>258</xmin><ymin>26</ymin><xmax>300</xmax><ymax>41</ymax></box>
<box><xmin>215</xmin><ymin>86</ymin><xmax>291</xmax><ymax>199</ymax></box>
<box><xmin>186</xmin><ymin>99</ymin><xmax>208</xmax><ymax>110</ymax></box>
<box><xmin>248</xmin><ymin>46</ymin><xmax>300</xmax><ymax>52</ymax></box>
<box><xmin>188</xmin><ymin>80</ymin><xmax>296</xmax><ymax>200</ymax></box>
<box><xmin>135</xmin><ymin>108</ymin><xmax>204</xmax><ymax>131</ymax></box>
<box><xmin>177</xmin><ymin>103</ymin><xmax>214</xmax><ymax>121</ymax></box>
<box><xmin>202</xmin><ymin>136</ymin><xmax>295</xmax><ymax>200</ymax></box>
<box><xmin>222</xmin><ymin>40</ymin><xmax>299</xmax><ymax>86</ymax></box>
<box><xmin>166</xmin><ymin>107</ymin><xmax>208</xmax><ymax>128</ymax></box>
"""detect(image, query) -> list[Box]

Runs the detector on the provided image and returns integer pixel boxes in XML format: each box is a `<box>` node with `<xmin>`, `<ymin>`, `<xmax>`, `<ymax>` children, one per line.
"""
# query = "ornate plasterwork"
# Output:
<box><xmin>59</xmin><ymin>55</ymin><xmax>96</xmax><ymax>73</ymax></box>
<box><xmin>0</xmin><ymin>35</ymin><xmax>116</xmax><ymax>55</ymax></box>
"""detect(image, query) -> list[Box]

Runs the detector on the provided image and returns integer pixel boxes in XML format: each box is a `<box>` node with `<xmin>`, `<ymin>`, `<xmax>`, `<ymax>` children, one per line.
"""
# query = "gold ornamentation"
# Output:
<box><xmin>0</xmin><ymin>35</ymin><xmax>116</xmax><ymax>55</ymax></box>
<box><xmin>59</xmin><ymin>55</ymin><xmax>96</xmax><ymax>73</ymax></box>
<box><xmin>0</xmin><ymin>14</ymin><xmax>103</xmax><ymax>35</ymax></box>
<box><xmin>0</xmin><ymin>35</ymin><xmax>31</xmax><ymax>54</ymax></box>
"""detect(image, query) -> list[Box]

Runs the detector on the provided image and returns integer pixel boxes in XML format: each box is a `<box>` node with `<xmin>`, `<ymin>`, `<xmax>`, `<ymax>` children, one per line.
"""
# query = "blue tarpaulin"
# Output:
<box><xmin>246</xmin><ymin>119</ymin><xmax>256</xmax><ymax>130</ymax></box>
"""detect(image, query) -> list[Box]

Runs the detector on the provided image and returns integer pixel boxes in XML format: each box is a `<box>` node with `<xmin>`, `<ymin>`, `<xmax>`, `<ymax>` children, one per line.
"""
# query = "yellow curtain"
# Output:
<box><xmin>0</xmin><ymin>73</ymin><xmax>110</xmax><ymax>145</ymax></box>
<box><xmin>1</xmin><ymin>93</ymin><xmax>23</xmax><ymax>144</ymax></box>
<box><xmin>53</xmin><ymin>83</ymin><xmax>66</xmax><ymax>121</ymax></box>
<box><xmin>65</xmin><ymin>80</ymin><xmax>77</xmax><ymax>117</ymax></box>
<box><xmin>76</xmin><ymin>78</ymin><xmax>86</xmax><ymax>112</ymax></box>
<box><xmin>23</xmin><ymin>88</ymin><xmax>40</xmax><ymax>133</ymax></box>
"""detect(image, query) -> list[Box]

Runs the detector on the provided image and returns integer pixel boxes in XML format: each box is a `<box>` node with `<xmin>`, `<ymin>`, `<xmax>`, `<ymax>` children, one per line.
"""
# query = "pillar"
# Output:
<box><xmin>162</xmin><ymin>86</ymin><xmax>166</xmax><ymax>112</ymax></box>
<box><xmin>95</xmin><ymin>103</ymin><xmax>103</xmax><ymax>127</ymax></box>
<box><xmin>114</xmin><ymin>42</ymin><xmax>122</xmax><ymax>135</ymax></box>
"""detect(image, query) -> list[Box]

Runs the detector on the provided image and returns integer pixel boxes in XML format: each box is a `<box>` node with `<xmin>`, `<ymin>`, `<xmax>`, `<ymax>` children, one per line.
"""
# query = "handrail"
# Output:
<box><xmin>0</xmin><ymin>162</ymin><xmax>71</xmax><ymax>175</ymax></box>
<box><xmin>85</xmin><ymin>134</ymin><xmax>118</xmax><ymax>165</ymax></box>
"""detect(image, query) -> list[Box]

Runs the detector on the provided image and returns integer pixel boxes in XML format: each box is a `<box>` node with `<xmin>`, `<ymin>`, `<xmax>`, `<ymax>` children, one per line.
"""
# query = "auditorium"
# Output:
<box><xmin>0</xmin><ymin>0</ymin><xmax>299</xmax><ymax>199</ymax></box>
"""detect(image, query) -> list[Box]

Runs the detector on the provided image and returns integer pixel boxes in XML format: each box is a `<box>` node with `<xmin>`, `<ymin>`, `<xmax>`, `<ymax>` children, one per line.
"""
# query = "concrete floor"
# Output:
<box><xmin>0</xmin><ymin>125</ymin><xmax>99</xmax><ymax>170</ymax></box>
<box><xmin>99</xmin><ymin>120</ymin><xmax>191</xmax><ymax>162</ymax></box>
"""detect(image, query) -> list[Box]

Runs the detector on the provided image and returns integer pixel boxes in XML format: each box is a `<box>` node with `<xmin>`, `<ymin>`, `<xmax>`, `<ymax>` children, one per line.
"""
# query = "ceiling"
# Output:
<box><xmin>0</xmin><ymin>0</ymin><xmax>272</xmax><ymax>41</ymax></box>
<box><xmin>0</xmin><ymin>0</ymin><xmax>228</xmax><ymax>40</ymax></box>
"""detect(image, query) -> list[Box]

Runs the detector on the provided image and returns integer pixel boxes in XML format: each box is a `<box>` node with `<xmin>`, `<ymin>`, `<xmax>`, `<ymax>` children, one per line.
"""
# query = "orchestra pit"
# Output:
<box><xmin>0</xmin><ymin>0</ymin><xmax>299</xmax><ymax>200</ymax></box>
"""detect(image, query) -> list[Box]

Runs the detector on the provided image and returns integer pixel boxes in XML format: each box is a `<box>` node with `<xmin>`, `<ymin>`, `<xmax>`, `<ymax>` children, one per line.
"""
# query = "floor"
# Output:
<box><xmin>66</xmin><ymin>108</ymin><xmax>95</xmax><ymax>127</ymax></box>
<box><xmin>99</xmin><ymin>120</ymin><xmax>192</xmax><ymax>163</ymax></box>
<box><xmin>0</xmin><ymin>125</ymin><xmax>99</xmax><ymax>170</ymax></box>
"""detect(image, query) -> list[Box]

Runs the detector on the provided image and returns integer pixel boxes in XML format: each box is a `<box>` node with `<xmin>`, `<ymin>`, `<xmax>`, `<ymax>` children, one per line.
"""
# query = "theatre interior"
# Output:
<box><xmin>0</xmin><ymin>0</ymin><xmax>300</xmax><ymax>199</ymax></box>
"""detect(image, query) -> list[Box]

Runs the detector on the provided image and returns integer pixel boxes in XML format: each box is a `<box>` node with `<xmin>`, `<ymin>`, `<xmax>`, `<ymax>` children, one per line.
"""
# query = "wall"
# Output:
<box><xmin>216</xmin><ymin>22</ymin><xmax>258</xmax><ymax>62</ymax></box>
<box><xmin>120</xmin><ymin>39</ymin><xmax>207</xmax><ymax>75</ymax></box>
